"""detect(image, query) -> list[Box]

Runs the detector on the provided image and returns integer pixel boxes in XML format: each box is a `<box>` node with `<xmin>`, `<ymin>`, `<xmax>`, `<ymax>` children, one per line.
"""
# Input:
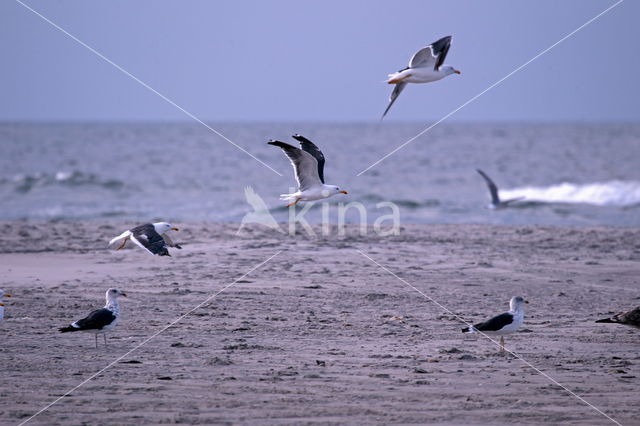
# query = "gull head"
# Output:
<box><xmin>321</xmin><ymin>185</ymin><xmax>348</xmax><ymax>198</ymax></box>
<box><xmin>442</xmin><ymin>65</ymin><xmax>461</xmax><ymax>75</ymax></box>
<box><xmin>153</xmin><ymin>222</ymin><xmax>179</xmax><ymax>234</ymax></box>
<box><xmin>106</xmin><ymin>288</ymin><xmax>127</xmax><ymax>300</ymax></box>
<box><xmin>510</xmin><ymin>296</ymin><xmax>528</xmax><ymax>311</ymax></box>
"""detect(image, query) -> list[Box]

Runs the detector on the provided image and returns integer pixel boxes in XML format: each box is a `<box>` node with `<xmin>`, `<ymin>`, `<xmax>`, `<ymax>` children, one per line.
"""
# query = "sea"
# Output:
<box><xmin>1</xmin><ymin>122</ymin><xmax>639</xmax><ymax>226</ymax></box>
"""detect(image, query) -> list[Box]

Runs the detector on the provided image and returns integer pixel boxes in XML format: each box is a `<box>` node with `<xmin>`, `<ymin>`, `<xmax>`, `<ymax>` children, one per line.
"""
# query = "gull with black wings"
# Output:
<box><xmin>462</xmin><ymin>296</ymin><xmax>528</xmax><ymax>352</ymax></box>
<box><xmin>383</xmin><ymin>36</ymin><xmax>460</xmax><ymax>119</ymax></box>
<box><xmin>476</xmin><ymin>169</ymin><xmax>524</xmax><ymax>209</ymax></box>
<box><xmin>109</xmin><ymin>222</ymin><xmax>181</xmax><ymax>256</ymax></box>
<box><xmin>268</xmin><ymin>134</ymin><xmax>347</xmax><ymax>207</ymax></box>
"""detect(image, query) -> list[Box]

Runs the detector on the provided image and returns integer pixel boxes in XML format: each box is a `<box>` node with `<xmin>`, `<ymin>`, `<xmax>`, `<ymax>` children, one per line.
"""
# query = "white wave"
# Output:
<box><xmin>500</xmin><ymin>181</ymin><xmax>640</xmax><ymax>207</ymax></box>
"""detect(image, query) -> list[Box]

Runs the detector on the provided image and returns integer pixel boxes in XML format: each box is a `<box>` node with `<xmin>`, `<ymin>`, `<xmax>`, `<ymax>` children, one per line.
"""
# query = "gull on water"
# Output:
<box><xmin>382</xmin><ymin>36</ymin><xmax>460</xmax><ymax>119</ymax></box>
<box><xmin>462</xmin><ymin>296</ymin><xmax>528</xmax><ymax>352</ymax></box>
<box><xmin>596</xmin><ymin>306</ymin><xmax>640</xmax><ymax>329</ymax></box>
<box><xmin>476</xmin><ymin>169</ymin><xmax>524</xmax><ymax>209</ymax></box>
<box><xmin>109</xmin><ymin>222</ymin><xmax>181</xmax><ymax>257</ymax></box>
<box><xmin>59</xmin><ymin>288</ymin><xmax>127</xmax><ymax>348</ymax></box>
<box><xmin>0</xmin><ymin>290</ymin><xmax>12</xmax><ymax>322</ymax></box>
<box><xmin>268</xmin><ymin>134</ymin><xmax>348</xmax><ymax>207</ymax></box>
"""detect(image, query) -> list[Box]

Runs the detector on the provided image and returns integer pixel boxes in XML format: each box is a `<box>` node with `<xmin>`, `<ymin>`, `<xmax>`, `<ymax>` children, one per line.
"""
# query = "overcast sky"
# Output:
<box><xmin>1</xmin><ymin>0</ymin><xmax>637</xmax><ymax>122</ymax></box>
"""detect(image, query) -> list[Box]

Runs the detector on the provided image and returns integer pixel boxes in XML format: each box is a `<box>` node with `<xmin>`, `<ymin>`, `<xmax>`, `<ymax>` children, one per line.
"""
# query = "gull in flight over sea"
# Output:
<box><xmin>382</xmin><ymin>36</ymin><xmax>460</xmax><ymax>119</ymax></box>
<box><xmin>476</xmin><ymin>169</ymin><xmax>524</xmax><ymax>209</ymax></box>
<box><xmin>59</xmin><ymin>288</ymin><xmax>127</xmax><ymax>348</ymax></box>
<box><xmin>109</xmin><ymin>222</ymin><xmax>181</xmax><ymax>256</ymax></box>
<box><xmin>268</xmin><ymin>134</ymin><xmax>348</xmax><ymax>207</ymax></box>
<box><xmin>462</xmin><ymin>296</ymin><xmax>528</xmax><ymax>352</ymax></box>
<box><xmin>596</xmin><ymin>306</ymin><xmax>640</xmax><ymax>329</ymax></box>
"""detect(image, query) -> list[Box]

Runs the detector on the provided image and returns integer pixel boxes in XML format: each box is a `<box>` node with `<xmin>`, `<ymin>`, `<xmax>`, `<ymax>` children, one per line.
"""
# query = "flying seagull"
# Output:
<box><xmin>596</xmin><ymin>306</ymin><xmax>640</xmax><ymax>329</ymax></box>
<box><xmin>59</xmin><ymin>288</ymin><xmax>127</xmax><ymax>348</ymax></box>
<box><xmin>238</xmin><ymin>186</ymin><xmax>284</xmax><ymax>234</ymax></box>
<box><xmin>382</xmin><ymin>36</ymin><xmax>460</xmax><ymax>119</ymax></box>
<box><xmin>0</xmin><ymin>290</ymin><xmax>12</xmax><ymax>322</ymax></box>
<box><xmin>268</xmin><ymin>134</ymin><xmax>347</xmax><ymax>207</ymax></box>
<box><xmin>476</xmin><ymin>169</ymin><xmax>524</xmax><ymax>209</ymax></box>
<box><xmin>109</xmin><ymin>222</ymin><xmax>181</xmax><ymax>256</ymax></box>
<box><xmin>462</xmin><ymin>296</ymin><xmax>528</xmax><ymax>352</ymax></box>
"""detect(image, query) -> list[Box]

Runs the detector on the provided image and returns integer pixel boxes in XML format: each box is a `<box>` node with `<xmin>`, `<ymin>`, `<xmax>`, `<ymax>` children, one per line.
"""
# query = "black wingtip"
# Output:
<box><xmin>461</xmin><ymin>327</ymin><xmax>470</xmax><ymax>333</ymax></box>
<box><xmin>59</xmin><ymin>326</ymin><xmax>75</xmax><ymax>333</ymax></box>
<box><xmin>595</xmin><ymin>318</ymin><xmax>615</xmax><ymax>324</ymax></box>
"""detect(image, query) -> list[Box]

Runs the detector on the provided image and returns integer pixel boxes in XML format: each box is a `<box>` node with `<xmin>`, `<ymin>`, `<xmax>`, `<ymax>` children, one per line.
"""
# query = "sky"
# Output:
<box><xmin>1</xmin><ymin>0</ymin><xmax>638</xmax><ymax>122</ymax></box>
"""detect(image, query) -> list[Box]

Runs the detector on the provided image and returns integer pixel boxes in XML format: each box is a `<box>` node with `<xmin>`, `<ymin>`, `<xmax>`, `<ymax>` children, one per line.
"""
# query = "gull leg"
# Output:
<box><xmin>116</xmin><ymin>239</ymin><xmax>127</xmax><ymax>250</ymax></box>
<box><xmin>500</xmin><ymin>336</ymin><xmax>505</xmax><ymax>353</ymax></box>
<box><xmin>286</xmin><ymin>199</ymin><xmax>300</xmax><ymax>208</ymax></box>
<box><xmin>104</xmin><ymin>334</ymin><xmax>107</xmax><ymax>346</ymax></box>
<box><xmin>95</xmin><ymin>334</ymin><xmax>98</xmax><ymax>349</ymax></box>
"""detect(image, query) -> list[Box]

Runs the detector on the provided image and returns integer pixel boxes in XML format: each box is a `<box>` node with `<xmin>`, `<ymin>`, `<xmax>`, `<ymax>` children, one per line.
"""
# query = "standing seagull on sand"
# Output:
<box><xmin>59</xmin><ymin>288</ymin><xmax>127</xmax><ymax>348</ymax></box>
<box><xmin>596</xmin><ymin>306</ymin><xmax>640</xmax><ymax>329</ymax></box>
<box><xmin>109</xmin><ymin>222</ymin><xmax>181</xmax><ymax>256</ymax></box>
<box><xmin>462</xmin><ymin>296</ymin><xmax>528</xmax><ymax>352</ymax></box>
<box><xmin>268</xmin><ymin>134</ymin><xmax>348</xmax><ymax>207</ymax></box>
<box><xmin>382</xmin><ymin>36</ymin><xmax>460</xmax><ymax>119</ymax></box>
<box><xmin>476</xmin><ymin>169</ymin><xmax>524</xmax><ymax>209</ymax></box>
<box><xmin>0</xmin><ymin>290</ymin><xmax>12</xmax><ymax>322</ymax></box>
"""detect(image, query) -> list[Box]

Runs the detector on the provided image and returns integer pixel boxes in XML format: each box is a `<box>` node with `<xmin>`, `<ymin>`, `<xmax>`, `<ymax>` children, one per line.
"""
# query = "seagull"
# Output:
<box><xmin>59</xmin><ymin>288</ymin><xmax>127</xmax><ymax>348</ymax></box>
<box><xmin>596</xmin><ymin>307</ymin><xmax>640</xmax><ymax>329</ymax></box>
<box><xmin>238</xmin><ymin>186</ymin><xmax>284</xmax><ymax>233</ymax></box>
<box><xmin>476</xmin><ymin>169</ymin><xmax>524</xmax><ymax>209</ymax></box>
<box><xmin>382</xmin><ymin>36</ymin><xmax>460</xmax><ymax>119</ymax></box>
<box><xmin>109</xmin><ymin>222</ymin><xmax>181</xmax><ymax>256</ymax></box>
<box><xmin>268</xmin><ymin>134</ymin><xmax>348</xmax><ymax>207</ymax></box>
<box><xmin>462</xmin><ymin>296</ymin><xmax>528</xmax><ymax>352</ymax></box>
<box><xmin>0</xmin><ymin>290</ymin><xmax>12</xmax><ymax>322</ymax></box>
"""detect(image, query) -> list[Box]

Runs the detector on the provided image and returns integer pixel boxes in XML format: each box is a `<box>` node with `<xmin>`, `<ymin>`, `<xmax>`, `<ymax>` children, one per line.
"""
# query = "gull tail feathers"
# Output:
<box><xmin>109</xmin><ymin>231</ymin><xmax>130</xmax><ymax>246</ymax></box>
<box><xmin>462</xmin><ymin>326</ymin><xmax>476</xmax><ymax>334</ymax></box>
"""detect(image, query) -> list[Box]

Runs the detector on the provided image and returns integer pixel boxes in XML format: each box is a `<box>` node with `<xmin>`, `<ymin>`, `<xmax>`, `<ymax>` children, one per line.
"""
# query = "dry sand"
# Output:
<box><xmin>0</xmin><ymin>221</ymin><xmax>639</xmax><ymax>425</ymax></box>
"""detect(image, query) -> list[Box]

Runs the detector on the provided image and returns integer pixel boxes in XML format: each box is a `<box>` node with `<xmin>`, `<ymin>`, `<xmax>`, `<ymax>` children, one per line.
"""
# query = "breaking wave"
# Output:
<box><xmin>1</xmin><ymin>171</ymin><xmax>125</xmax><ymax>193</ymax></box>
<box><xmin>500</xmin><ymin>181</ymin><xmax>640</xmax><ymax>207</ymax></box>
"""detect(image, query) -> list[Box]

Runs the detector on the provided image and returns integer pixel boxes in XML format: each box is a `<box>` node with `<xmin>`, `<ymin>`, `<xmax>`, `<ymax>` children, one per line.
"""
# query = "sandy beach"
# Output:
<box><xmin>0</xmin><ymin>221</ymin><xmax>639</xmax><ymax>425</ymax></box>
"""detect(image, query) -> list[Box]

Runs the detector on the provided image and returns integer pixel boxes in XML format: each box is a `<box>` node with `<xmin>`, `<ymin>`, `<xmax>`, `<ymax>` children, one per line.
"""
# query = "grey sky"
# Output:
<box><xmin>1</xmin><ymin>0</ymin><xmax>637</xmax><ymax>122</ymax></box>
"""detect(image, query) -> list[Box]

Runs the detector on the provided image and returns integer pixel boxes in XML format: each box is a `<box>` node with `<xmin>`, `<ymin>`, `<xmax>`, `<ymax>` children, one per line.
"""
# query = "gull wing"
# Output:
<box><xmin>409</xmin><ymin>36</ymin><xmax>452</xmax><ymax>70</ymax></box>
<box><xmin>431</xmin><ymin>36</ymin><xmax>452</xmax><ymax>71</ymax></box>
<box><xmin>474</xmin><ymin>312</ymin><xmax>514</xmax><ymax>332</ymax></box>
<box><xmin>292</xmin><ymin>134</ymin><xmax>326</xmax><ymax>184</ymax></box>
<box><xmin>268</xmin><ymin>140</ymin><xmax>322</xmax><ymax>191</ymax></box>
<box><xmin>382</xmin><ymin>82</ymin><xmax>407</xmax><ymax>119</ymax></box>
<box><xmin>70</xmin><ymin>308</ymin><xmax>116</xmax><ymax>331</ymax></box>
<box><xmin>476</xmin><ymin>169</ymin><xmax>500</xmax><ymax>205</ymax></box>
<box><xmin>130</xmin><ymin>224</ymin><xmax>170</xmax><ymax>256</ymax></box>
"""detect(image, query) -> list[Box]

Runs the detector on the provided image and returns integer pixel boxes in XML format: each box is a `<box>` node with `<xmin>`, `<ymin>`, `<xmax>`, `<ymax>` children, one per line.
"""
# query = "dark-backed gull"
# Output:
<box><xmin>596</xmin><ymin>306</ymin><xmax>640</xmax><ymax>329</ymax></box>
<box><xmin>59</xmin><ymin>288</ymin><xmax>127</xmax><ymax>348</ymax></box>
<box><xmin>383</xmin><ymin>36</ymin><xmax>460</xmax><ymax>119</ymax></box>
<box><xmin>462</xmin><ymin>296</ymin><xmax>528</xmax><ymax>352</ymax></box>
<box><xmin>476</xmin><ymin>169</ymin><xmax>524</xmax><ymax>209</ymax></box>
<box><xmin>109</xmin><ymin>222</ymin><xmax>181</xmax><ymax>256</ymax></box>
<box><xmin>268</xmin><ymin>134</ymin><xmax>347</xmax><ymax>207</ymax></box>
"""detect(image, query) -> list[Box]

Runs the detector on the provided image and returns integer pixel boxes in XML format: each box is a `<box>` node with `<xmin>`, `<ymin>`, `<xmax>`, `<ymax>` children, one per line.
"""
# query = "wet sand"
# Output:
<box><xmin>0</xmin><ymin>221</ymin><xmax>639</xmax><ymax>425</ymax></box>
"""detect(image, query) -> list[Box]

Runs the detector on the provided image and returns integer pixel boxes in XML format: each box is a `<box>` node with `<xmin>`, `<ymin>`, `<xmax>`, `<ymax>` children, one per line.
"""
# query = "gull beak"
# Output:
<box><xmin>3</xmin><ymin>294</ymin><xmax>12</xmax><ymax>298</ymax></box>
<box><xmin>524</xmin><ymin>300</ymin><xmax>529</xmax><ymax>304</ymax></box>
<box><xmin>121</xmin><ymin>293</ymin><xmax>128</xmax><ymax>297</ymax></box>
<box><xmin>171</xmin><ymin>227</ymin><xmax>179</xmax><ymax>231</ymax></box>
<box><xmin>454</xmin><ymin>70</ymin><xmax>461</xmax><ymax>75</ymax></box>
<box><xmin>339</xmin><ymin>190</ymin><xmax>348</xmax><ymax>195</ymax></box>
<box><xmin>0</xmin><ymin>303</ymin><xmax>4</xmax><ymax>307</ymax></box>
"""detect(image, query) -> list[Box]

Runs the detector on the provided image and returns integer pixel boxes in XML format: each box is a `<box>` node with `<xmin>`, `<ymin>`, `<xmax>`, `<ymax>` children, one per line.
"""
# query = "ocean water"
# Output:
<box><xmin>1</xmin><ymin>122</ymin><xmax>639</xmax><ymax>226</ymax></box>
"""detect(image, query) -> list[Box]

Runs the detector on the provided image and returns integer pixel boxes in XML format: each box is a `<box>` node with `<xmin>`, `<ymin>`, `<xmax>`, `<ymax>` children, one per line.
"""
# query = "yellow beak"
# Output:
<box><xmin>0</xmin><ymin>303</ymin><xmax>4</xmax><ymax>307</ymax></box>
<box><xmin>339</xmin><ymin>190</ymin><xmax>348</xmax><ymax>195</ymax></box>
<box><xmin>171</xmin><ymin>227</ymin><xmax>179</xmax><ymax>231</ymax></box>
<box><xmin>3</xmin><ymin>294</ymin><xmax>11</xmax><ymax>298</ymax></box>
<box><xmin>454</xmin><ymin>70</ymin><xmax>461</xmax><ymax>75</ymax></box>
